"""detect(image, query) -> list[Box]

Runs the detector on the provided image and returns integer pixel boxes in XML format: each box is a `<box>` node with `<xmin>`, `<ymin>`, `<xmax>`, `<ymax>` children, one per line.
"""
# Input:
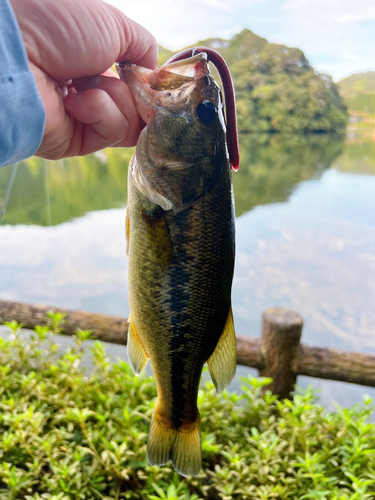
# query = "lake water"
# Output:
<box><xmin>0</xmin><ymin>131</ymin><xmax>374</xmax><ymax>410</ymax></box>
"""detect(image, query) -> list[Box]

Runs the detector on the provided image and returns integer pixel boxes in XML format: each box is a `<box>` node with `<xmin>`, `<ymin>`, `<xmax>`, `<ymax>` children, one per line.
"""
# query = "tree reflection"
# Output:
<box><xmin>0</xmin><ymin>133</ymin><xmax>347</xmax><ymax>225</ymax></box>
<box><xmin>233</xmin><ymin>133</ymin><xmax>345</xmax><ymax>216</ymax></box>
<box><xmin>0</xmin><ymin>149</ymin><xmax>133</xmax><ymax>226</ymax></box>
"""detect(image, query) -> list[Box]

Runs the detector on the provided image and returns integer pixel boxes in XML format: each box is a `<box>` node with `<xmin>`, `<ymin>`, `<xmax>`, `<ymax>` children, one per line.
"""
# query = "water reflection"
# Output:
<box><xmin>335</xmin><ymin>130</ymin><xmax>375</xmax><ymax>174</ymax></box>
<box><xmin>0</xmin><ymin>149</ymin><xmax>133</xmax><ymax>226</ymax></box>
<box><xmin>233</xmin><ymin>133</ymin><xmax>345</xmax><ymax>216</ymax></box>
<box><xmin>0</xmin><ymin>134</ymin><xmax>346</xmax><ymax>225</ymax></box>
<box><xmin>0</xmin><ymin>210</ymin><xmax>129</xmax><ymax>314</ymax></box>
<box><xmin>0</xmin><ymin>131</ymin><xmax>374</xmax><ymax>409</ymax></box>
<box><xmin>233</xmin><ymin>168</ymin><xmax>375</xmax><ymax>353</ymax></box>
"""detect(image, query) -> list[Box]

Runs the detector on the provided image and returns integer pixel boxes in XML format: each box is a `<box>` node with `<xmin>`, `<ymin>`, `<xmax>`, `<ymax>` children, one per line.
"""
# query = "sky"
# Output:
<box><xmin>107</xmin><ymin>0</ymin><xmax>375</xmax><ymax>82</ymax></box>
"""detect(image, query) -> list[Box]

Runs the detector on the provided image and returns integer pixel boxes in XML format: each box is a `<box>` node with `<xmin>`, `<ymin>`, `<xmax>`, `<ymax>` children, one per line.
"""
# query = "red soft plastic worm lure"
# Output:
<box><xmin>164</xmin><ymin>47</ymin><xmax>240</xmax><ymax>171</ymax></box>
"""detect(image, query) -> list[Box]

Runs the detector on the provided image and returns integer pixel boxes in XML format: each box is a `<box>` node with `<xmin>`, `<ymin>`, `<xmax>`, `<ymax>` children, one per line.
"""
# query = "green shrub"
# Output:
<box><xmin>0</xmin><ymin>315</ymin><xmax>374</xmax><ymax>499</ymax></box>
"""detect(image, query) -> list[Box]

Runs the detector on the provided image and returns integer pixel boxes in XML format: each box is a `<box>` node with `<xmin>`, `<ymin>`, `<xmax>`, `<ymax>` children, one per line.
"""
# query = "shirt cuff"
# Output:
<box><xmin>0</xmin><ymin>0</ymin><xmax>46</xmax><ymax>168</ymax></box>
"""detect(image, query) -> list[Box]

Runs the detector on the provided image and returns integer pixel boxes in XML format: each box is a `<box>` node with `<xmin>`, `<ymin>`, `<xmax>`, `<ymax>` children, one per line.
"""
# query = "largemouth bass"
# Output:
<box><xmin>117</xmin><ymin>48</ymin><xmax>239</xmax><ymax>477</ymax></box>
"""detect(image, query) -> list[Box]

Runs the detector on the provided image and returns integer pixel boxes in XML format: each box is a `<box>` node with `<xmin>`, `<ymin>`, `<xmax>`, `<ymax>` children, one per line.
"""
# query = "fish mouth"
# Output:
<box><xmin>117</xmin><ymin>53</ymin><xmax>208</xmax><ymax>87</ymax></box>
<box><xmin>148</xmin><ymin>53</ymin><xmax>209</xmax><ymax>90</ymax></box>
<box><xmin>116</xmin><ymin>62</ymin><xmax>154</xmax><ymax>124</ymax></box>
<box><xmin>116</xmin><ymin>54</ymin><xmax>209</xmax><ymax>124</ymax></box>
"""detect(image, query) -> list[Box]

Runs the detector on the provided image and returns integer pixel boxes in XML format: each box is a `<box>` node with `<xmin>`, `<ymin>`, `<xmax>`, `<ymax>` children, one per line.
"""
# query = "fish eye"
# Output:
<box><xmin>196</xmin><ymin>100</ymin><xmax>217</xmax><ymax>124</ymax></box>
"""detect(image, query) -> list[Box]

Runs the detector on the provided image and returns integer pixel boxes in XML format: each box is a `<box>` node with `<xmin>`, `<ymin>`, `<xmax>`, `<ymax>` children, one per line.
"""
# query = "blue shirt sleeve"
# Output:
<box><xmin>0</xmin><ymin>0</ymin><xmax>46</xmax><ymax>168</ymax></box>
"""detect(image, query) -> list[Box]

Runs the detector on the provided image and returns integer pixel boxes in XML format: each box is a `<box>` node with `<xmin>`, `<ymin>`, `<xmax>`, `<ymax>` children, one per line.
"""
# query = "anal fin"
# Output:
<box><xmin>207</xmin><ymin>307</ymin><xmax>237</xmax><ymax>393</ymax></box>
<box><xmin>127</xmin><ymin>316</ymin><xmax>149</xmax><ymax>375</ymax></box>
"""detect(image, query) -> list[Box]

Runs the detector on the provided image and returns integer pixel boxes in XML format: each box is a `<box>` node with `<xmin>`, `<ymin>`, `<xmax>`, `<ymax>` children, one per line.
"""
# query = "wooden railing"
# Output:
<box><xmin>0</xmin><ymin>299</ymin><xmax>374</xmax><ymax>398</ymax></box>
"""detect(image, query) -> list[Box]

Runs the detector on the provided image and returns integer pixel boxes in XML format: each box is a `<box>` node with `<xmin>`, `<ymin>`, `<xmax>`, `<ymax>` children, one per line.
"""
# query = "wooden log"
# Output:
<box><xmin>259</xmin><ymin>307</ymin><xmax>303</xmax><ymax>398</ymax></box>
<box><xmin>0</xmin><ymin>299</ymin><xmax>128</xmax><ymax>345</ymax></box>
<box><xmin>295</xmin><ymin>344</ymin><xmax>375</xmax><ymax>387</ymax></box>
<box><xmin>236</xmin><ymin>335</ymin><xmax>264</xmax><ymax>370</ymax></box>
<box><xmin>1</xmin><ymin>300</ymin><xmax>375</xmax><ymax>391</ymax></box>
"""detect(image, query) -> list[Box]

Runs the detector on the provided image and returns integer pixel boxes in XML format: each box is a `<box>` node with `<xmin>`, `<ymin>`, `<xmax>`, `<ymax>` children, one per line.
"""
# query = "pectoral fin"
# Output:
<box><xmin>127</xmin><ymin>316</ymin><xmax>149</xmax><ymax>375</ymax></box>
<box><xmin>207</xmin><ymin>307</ymin><xmax>237</xmax><ymax>393</ymax></box>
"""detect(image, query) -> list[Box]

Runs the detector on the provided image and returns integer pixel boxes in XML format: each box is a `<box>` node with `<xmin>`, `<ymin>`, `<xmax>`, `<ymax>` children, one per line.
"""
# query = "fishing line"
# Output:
<box><xmin>44</xmin><ymin>159</ymin><xmax>52</xmax><ymax>226</ymax></box>
<box><xmin>0</xmin><ymin>162</ymin><xmax>19</xmax><ymax>225</ymax></box>
<box><xmin>43</xmin><ymin>158</ymin><xmax>58</xmax><ymax>302</ymax></box>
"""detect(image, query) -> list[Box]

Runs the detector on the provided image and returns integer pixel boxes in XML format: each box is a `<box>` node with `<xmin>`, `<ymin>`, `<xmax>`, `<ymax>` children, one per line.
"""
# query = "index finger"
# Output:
<box><xmin>25</xmin><ymin>0</ymin><xmax>159</xmax><ymax>82</ymax></box>
<box><xmin>110</xmin><ymin>8</ymin><xmax>158</xmax><ymax>69</ymax></box>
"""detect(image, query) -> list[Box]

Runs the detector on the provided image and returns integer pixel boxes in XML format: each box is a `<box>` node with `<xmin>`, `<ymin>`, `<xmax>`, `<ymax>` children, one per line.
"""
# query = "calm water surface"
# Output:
<box><xmin>0</xmin><ymin>132</ymin><xmax>374</xmax><ymax>409</ymax></box>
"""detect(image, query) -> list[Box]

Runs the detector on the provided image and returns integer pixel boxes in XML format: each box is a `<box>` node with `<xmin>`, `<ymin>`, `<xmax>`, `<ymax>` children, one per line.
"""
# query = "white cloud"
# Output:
<box><xmin>107</xmin><ymin>0</ymin><xmax>374</xmax><ymax>80</ymax></box>
<box><xmin>334</xmin><ymin>10</ymin><xmax>375</xmax><ymax>24</ymax></box>
<box><xmin>200</xmin><ymin>0</ymin><xmax>233</xmax><ymax>13</ymax></box>
<box><xmin>278</xmin><ymin>0</ymin><xmax>375</xmax><ymax>79</ymax></box>
<box><xmin>107</xmin><ymin>0</ymin><xmax>264</xmax><ymax>49</ymax></box>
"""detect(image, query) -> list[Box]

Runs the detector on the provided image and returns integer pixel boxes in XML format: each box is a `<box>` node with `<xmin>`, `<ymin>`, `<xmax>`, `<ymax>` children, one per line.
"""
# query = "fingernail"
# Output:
<box><xmin>64</xmin><ymin>93</ymin><xmax>82</xmax><ymax>108</ymax></box>
<box><xmin>73</xmin><ymin>75</ymin><xmax>103</xmax><ymax>91</ymax></box>
<box><xmin>56</xmin><ymin>84</ymin><xmax>68</xmax><ymax>98</ymax></box>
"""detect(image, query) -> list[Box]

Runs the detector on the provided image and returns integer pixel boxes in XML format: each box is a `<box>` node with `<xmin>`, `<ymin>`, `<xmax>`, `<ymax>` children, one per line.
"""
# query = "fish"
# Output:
<box><xmin>117</xmin><ymin>47</ymin><xmax>240</xmax><ymax>477</ymax></box>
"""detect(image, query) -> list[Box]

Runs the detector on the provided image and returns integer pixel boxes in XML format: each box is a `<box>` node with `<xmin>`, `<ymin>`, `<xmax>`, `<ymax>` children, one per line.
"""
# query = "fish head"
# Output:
<box><xmin>117</xmin><ymin>54</ymin><xmax>229</xmax><ymax>211</ymax></box>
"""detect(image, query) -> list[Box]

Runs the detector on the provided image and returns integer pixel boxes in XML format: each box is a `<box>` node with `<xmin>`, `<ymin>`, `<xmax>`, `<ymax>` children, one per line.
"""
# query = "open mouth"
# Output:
<box><xmin>116</xmin><ymin>54</ymin><xmax>209</xmax><ymax>125</ymax></box>
<box><xmin>117</xmin><ymin>53</ymin><xmax>209</xmax><ymax>90</ymax></box>
<box><xmin>117</xmin><ymin>47</ymin><xmax>239</xmax><ymax>170</ymax></box>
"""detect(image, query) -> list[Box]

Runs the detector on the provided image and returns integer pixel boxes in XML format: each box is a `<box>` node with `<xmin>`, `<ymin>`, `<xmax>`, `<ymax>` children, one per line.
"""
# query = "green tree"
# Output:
<box><xmin>161</xmin><ymin>29</ymin><xmax>348</xmax><ymax>133</ymax></box>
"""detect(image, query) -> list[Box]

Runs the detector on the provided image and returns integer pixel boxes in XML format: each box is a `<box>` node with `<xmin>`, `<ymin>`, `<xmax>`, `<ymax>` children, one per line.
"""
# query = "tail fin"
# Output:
<box><xmin>147</xmin><ymin>406</ymin><xmax>201</xmax><ymax>477</ymax></box>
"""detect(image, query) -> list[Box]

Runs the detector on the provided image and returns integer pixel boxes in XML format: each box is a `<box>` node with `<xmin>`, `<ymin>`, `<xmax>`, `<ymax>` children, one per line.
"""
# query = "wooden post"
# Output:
<box><xmin>259</xmin><ymin>307</ymin><xmax>303</xmax><ymax>399</ymax></box>
<box><xmin>236</xmin><ymin>335</ymin><xmax>264</xmax><ymax>370</ymax></box>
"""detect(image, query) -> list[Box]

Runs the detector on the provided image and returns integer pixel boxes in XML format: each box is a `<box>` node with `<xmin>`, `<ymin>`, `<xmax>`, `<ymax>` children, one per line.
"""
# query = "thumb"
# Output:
<box><xmin>63</xmin><ymin>75</ymin><xmax>142</xmax><ymax>156</ymax></box>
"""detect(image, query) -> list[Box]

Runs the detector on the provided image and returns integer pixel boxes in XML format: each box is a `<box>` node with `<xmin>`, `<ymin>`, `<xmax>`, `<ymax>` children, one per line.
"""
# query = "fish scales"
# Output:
<box><xmin>128</xmin><ymin>157</ymin><xmax>234</xmax><ymax>421</ymax></box>
<box><xmin>118</xmin><ymin>50</ymin><xmax>238</xmax><ymax>476</ymax></box>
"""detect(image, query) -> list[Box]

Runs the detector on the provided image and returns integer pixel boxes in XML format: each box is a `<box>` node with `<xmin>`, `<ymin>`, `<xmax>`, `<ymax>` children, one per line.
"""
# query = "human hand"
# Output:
<box><xmin>10</xmin><ymin>0</ymin><xmax>158</xmax><ymax>159</ymax></box>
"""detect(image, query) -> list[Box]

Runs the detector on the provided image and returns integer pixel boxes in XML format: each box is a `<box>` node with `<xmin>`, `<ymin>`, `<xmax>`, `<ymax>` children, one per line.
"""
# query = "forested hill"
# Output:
<box><xmin>159</xmin><ymin>29</ymin><xmax>348</xmax><ymax>133</ymax></box>
<box><xmin>337</xmin><ymin>71</ymin><xmax>375</xmax><ymax>115</ymax></box>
